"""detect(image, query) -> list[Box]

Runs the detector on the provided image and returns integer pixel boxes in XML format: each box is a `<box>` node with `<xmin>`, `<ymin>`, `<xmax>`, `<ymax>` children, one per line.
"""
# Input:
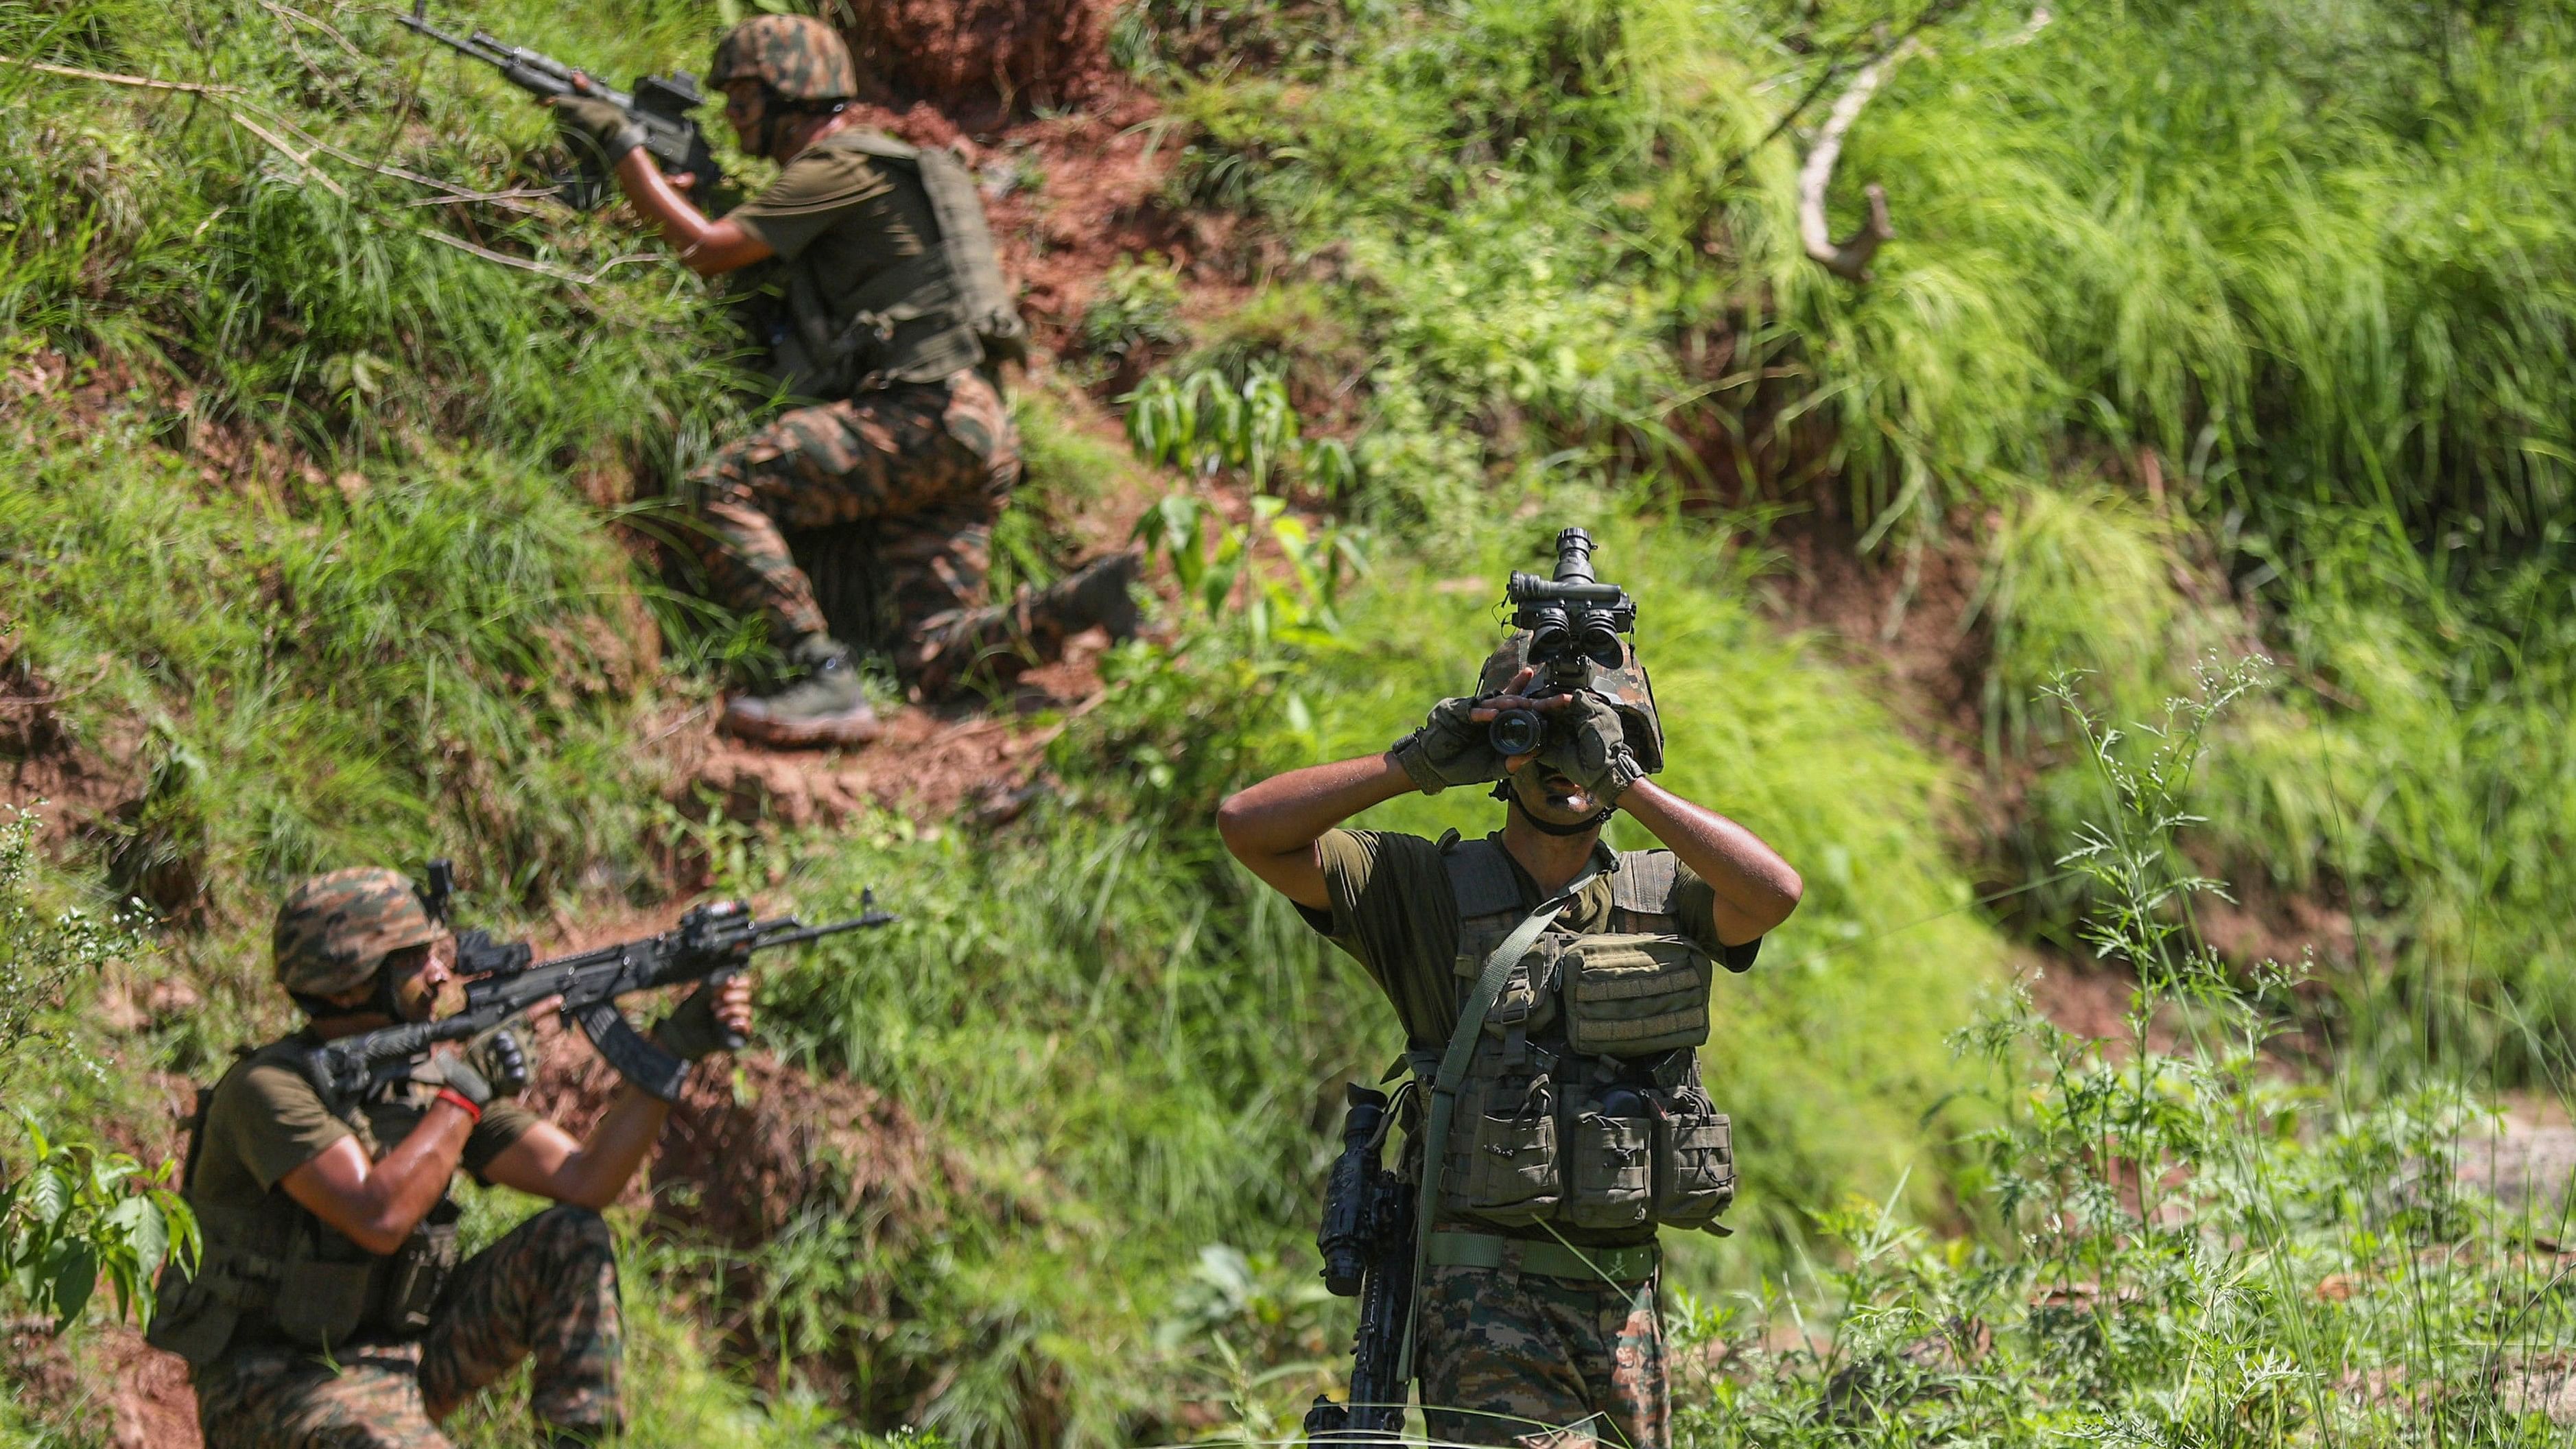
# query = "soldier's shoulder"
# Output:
<box><xmin>206</xmin><ymin>1037</ymin><xmax>325</xmax><ymax>1120</ymax></box>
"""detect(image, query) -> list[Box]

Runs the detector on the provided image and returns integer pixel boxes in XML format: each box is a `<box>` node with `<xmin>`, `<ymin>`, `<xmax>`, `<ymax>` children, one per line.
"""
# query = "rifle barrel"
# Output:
<box><xmin>753</xmin><ymin>912</ymin><xmax>896</xmax><ymax>951</ymax></box>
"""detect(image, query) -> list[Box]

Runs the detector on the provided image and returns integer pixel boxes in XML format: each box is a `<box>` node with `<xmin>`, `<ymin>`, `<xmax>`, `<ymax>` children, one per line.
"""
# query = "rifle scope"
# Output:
<box><xmin>1315</xmin><ymin>1084</ymin><xmax>1391</xmax><ymax>1297</ymax></box>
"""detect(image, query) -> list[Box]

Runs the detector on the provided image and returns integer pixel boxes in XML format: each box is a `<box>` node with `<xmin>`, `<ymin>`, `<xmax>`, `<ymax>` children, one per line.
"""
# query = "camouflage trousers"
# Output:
<box><xmin>685</xmin><ymin>368</ymin><xmax>1021</xmax><ymax>672</ymax></box>
<box><xmin>194</xmin><ymin>1205</ymin><xmax>624</xmax><ymax>1449</ymax></box>
<box><xmin>1415</xmin><ymin>1258</ymin><xmax>1669</xmax><ymax>1449</ymax></box>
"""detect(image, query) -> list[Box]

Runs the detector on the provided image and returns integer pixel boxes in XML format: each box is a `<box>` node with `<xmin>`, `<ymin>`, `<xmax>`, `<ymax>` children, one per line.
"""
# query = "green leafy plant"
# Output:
<box><xmin>1130</xmin><ymin>491</ymin><xmax>1363</xmax><ymax>656</ymax></box>
<box><xmin>1</xmin><ymin>1112</ymin><xmax>197</xmax><ymax>1333</ymax></box>
<box><xmin>1124</xmin><ymin>367</ymin><xmax>1358</xmax><ymax>495</ymax></box>
<box><xmin>1079</xmin><ymin>253</ymin><xmax>1190</xmax><ymax>375</ymax></box>
<box><xmin>0</xmin><ymin>803</ymin><xmax>142</xmax><ymax>1068</ymax></box>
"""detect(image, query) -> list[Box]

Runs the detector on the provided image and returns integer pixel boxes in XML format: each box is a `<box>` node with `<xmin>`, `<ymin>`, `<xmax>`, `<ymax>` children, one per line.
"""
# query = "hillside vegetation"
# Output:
<box><xmin>4</xmin><ymin>0</ymin><xmax>2574</xmax><ymax>1444</ymax></box>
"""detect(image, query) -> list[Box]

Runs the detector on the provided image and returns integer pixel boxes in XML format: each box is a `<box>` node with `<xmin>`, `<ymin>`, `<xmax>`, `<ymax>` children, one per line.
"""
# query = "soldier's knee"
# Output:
<box><xmin>528</xmin><ymin>1204</ymin><xmax>616</xmax><ymax>1261</ymax></box>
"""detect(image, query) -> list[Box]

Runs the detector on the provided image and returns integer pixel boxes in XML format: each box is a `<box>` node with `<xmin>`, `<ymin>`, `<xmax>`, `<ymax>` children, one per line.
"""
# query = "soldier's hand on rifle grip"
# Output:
<box><xmin>651</xmin><ymin>974</ymin><xmax>755</xmax><ymax>1061</ymax></box>
<box><xmin>548</xmin><ymin>93</ymin><xmax>645</xmax><ymax>167</ymax></box>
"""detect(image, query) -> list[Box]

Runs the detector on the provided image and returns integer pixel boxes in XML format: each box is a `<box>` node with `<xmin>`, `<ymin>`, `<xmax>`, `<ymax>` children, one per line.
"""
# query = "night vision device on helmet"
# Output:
<box><xmin>1478</xmin><ymin>527</ymin><xmax>1664</xmax><ymax>773</ymax></box>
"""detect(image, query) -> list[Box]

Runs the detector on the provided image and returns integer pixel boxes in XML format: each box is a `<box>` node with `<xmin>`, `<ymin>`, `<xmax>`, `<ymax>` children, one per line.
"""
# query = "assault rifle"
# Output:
<box><xmin>398</xmin><ymin>0</ymin><xmax>724</xmax><ymax>209</ymax></box>
<box><xmin>1304</xmin><ymin>1084</ymin><xmax>1415</xmax><ymax>1444</ymax></box>
<box><xmin>301</xmin><ymin>861</ymin><xmax>893</xmax><ymax>1105</ymax></box>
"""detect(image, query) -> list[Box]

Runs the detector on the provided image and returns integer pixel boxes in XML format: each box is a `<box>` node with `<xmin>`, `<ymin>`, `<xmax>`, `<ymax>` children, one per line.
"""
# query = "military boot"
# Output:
<box><xmin>912</xmin><ymin>550</ymin><xmax>1144</xmax><ymax>697</ymax></box>
<box><xmin>720</xmin><ymin>635</ymin><xmax>883</xmax><ymax>749</ymax></box>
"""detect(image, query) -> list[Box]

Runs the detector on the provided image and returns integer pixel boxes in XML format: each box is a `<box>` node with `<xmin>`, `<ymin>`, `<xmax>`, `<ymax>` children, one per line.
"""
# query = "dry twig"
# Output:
<box><xmin>0</xmin><ymin>54</ymin><xmax>242</xmax><ymax>95</ymax></box>
<box><xmin>228</xmin><ymin>108</ymin><xmax>350</xmax><ymax>198</ymax></box>
<box><xmin>411</xmin><ymin>227</ymin><xmax>652</xmax><ymax>285</ymax></box>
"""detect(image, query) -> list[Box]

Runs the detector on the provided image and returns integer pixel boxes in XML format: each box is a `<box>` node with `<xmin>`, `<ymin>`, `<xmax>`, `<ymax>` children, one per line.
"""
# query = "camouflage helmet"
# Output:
<box><xmin>1475</xmin><ymin>631</ymin><xmax>1666</xmax><ymax>775</ymax></box>
<box><xmin>273</xmin><ymin>867</ymin><xmax>442</xmax><ymax>1000</ymax></box>
<box><xmin>710</xmin><ymin>15</ymin><xmax>858</xmax><ymax>103</ymax></box>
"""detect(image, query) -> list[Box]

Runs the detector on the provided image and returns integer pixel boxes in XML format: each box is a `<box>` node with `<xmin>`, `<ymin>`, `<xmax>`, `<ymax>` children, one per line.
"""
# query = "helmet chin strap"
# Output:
<box><xmin>370</xmin><ymin>956</ymin><xmax>411</xmax><ymax>1023</ymax></box>
<box><xmin>1492</xmin><ymin>780</ymin><xmax>1614</xmax><ymax>836</ymax></box>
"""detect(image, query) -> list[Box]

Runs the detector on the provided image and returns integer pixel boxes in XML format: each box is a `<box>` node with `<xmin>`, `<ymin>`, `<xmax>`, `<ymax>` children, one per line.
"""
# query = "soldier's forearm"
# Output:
<box><xmin>283</xmin><ymin>1104</ymin><xmax>475</xmax><ymax>1254</ymax></box>
<box><xmin>614</xmin><ymin>152</ymin><xmax>770</xmax><ymax>275</ymax></box>
<box><xmin>1218</xmin><ymin>753</ymin><xmax>1413</xmax><ymax>860</ymax></box>
<box><xmin>551</xmin><ymin>1080</ymin><xmax>674</xmax><ymax>1211</ymax></box>
<box><xmin>1216</xmin><ymin>753</ymin><xmax>1415</xmax><ymax>910</ymax></box>
<box><xmin>1620</xmin><ymin>778</ymin><xmax>1802</xmax><ymax>945</ymax></box>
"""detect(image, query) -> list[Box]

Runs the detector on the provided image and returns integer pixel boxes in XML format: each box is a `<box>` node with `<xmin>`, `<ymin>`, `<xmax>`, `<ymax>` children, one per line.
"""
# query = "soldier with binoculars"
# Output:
<box><xmin>1218</xmin><ymin>528</ymin><xmax>1803</xmax><ymax>1447</ymax></box>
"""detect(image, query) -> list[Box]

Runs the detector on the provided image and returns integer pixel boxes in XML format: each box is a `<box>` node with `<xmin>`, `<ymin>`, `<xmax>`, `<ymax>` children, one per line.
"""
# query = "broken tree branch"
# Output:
<box><xmin>1797</xmin><ymin>40</ymin><xmax>1909</xmax><ymax>281</ymax></box>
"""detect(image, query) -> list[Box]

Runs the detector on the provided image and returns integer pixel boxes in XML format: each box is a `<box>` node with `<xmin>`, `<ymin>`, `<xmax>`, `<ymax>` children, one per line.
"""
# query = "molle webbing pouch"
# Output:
<box><xmin>1441</xmin><ymin>1072</ymin><xmax>1559</xmax><ymax>1224</ymax></box>
<box><xmin>1649</xmin><ymin>1086</ymin><xmax>1735</xmax><ymax>1229</ymax></box>
<box><xmin>371</xmin><ymin>1198</ymin><xmax>462</xmax><ymax>1336</ymax></box>
<box><xmin>271</xmin><ymin>1223</ymin><xmax>377</xmax><ymax>1351</ymax></box>
<box><xmin>1561</xmin><ymin>933</ymin><xmax>1712</xmax><ymax>1057</ymax></box>
<box><xmin>1561</xmin><ymin>1089</ymin><xmax>1653</xmax><ymax>1232</ymax></box>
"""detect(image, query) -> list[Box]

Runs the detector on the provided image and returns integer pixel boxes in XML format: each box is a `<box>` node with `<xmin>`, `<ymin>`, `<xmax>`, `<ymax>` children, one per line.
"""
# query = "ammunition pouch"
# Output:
<box><xmin>1649</xmin><ymin>1085</ymin><xmax>1735</xmax><ymax>1229</ymax></box>
<box><xmin>373</xmin><ymin>1200</ymin><xmax>463</xmax><ymax>1337</ymax></box>
<box><xmin>271</xmin><ymin>1225</ymin><xmax>377</xmax><ymax>1350</ymax></box>
<box><xmin>1560</xmin><ymin>933</ymin><xmax>1711</xmax><ymax>1057</ymax></box>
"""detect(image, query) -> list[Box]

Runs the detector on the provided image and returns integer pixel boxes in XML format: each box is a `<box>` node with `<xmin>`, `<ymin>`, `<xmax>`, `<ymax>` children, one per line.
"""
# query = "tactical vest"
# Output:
<box><xmin>770</xmin><ymin>130</ymin><xmax>1029</xmax><ymax>399</ymax></box>
<box><xmin>145</xmin><ymin>1039</ymin><xmax>462</xmax><ymax>1367</ymax></box>
<box><xmin>1410</xmin><ymin>836</ymin><xmax>1736</xmax><ymax>1236</ymax></box>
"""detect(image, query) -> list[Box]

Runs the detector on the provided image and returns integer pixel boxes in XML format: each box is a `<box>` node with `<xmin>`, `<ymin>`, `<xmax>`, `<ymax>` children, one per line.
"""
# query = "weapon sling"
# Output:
<box><xmin>1396</xmin><ymin>860</ymin><xmax>1600</xmax><ymax>1383</ymax></box>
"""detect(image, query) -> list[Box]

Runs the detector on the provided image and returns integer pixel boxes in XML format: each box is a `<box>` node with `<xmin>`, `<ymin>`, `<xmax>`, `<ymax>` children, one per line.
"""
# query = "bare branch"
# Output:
<box><xmin>226</xmin><ymin>108</ymin><xmax>349</xmax><ymax>198</ymax></box>
<box><xmin>0</xmin><ymin>54</ymin><xmax>242</xmax><ymax>95</ymax></box>
<box><xmin>1797</xmin><ymin>43</ymin><xmax>1909</xmax><ymax>282</ymax></box>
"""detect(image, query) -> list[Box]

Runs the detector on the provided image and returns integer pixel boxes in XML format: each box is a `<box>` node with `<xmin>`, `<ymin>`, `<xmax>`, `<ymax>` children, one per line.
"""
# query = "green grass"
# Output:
<box><xmin>8</xmin><ymin>0</ymin><xmax>2576</xmax><ymax>1441</ymax></box>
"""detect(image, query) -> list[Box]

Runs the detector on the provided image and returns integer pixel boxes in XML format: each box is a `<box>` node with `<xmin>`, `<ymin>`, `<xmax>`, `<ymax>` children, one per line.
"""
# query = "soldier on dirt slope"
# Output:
<box><xmin>552</xmin><ymin>15</ymin><xmax>1139</xmax><ymax>749</ymax></box>
<box><xmin>147</xmin><ymin>868</ymin><xmax>753</xmax><ymax>1449</ymax></box>
<box><xmin>1216</xmin><ymin>645</ymin><xmax>1803</xmax><ymax>1448</ymax></box>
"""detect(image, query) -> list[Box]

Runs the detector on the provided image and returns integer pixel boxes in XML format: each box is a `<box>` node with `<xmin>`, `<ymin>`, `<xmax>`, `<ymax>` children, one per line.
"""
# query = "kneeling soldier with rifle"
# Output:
<box><xmin>1218</xmin><ymin>529</ymin><xmax>1802</xmax><ymax>1448</ymax></box>
<box><xmin>147</xmin><ymin>867</ymin><xmax>872</xmax><ymax>1448</ymax></box>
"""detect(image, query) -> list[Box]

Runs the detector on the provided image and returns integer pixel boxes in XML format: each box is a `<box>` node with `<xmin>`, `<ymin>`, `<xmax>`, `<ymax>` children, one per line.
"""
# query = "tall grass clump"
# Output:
<box><xmin>1657</xmin><ymin>663</ymin><xmax>2576</xmax><ymax>1447</ymax></box>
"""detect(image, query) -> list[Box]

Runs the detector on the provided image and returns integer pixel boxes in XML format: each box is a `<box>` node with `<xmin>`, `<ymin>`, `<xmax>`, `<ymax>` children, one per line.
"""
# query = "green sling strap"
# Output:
<box><xmin>1396</xmin><ymin>862</ymin><xmax>1600</xmax><ymax>1384</ymax></box>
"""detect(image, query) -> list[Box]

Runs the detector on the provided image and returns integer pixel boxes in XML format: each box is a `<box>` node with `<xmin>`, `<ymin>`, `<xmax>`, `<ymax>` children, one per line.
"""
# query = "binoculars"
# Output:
<box><xmin>1487</xmin><ymin>528</ymin><xmax>1638</xmax><ymax>756</ymax></box>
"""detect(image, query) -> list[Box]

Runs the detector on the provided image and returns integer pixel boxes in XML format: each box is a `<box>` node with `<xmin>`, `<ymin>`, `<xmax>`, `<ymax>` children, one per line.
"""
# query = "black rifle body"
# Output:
<box><xmin>303</xmin><ymin>897</ymin><xmax>891</xmax><ymax>1105</ymax></box>
<box><xmin>1305</xmin><ymin>1085</ymin><xmax>1417</xmax><ymax>1442</ymax></box>
<box><xmin>399</xmin><ymin>1</ymin><xmax>723</xmax><ymax>209</ymax></box>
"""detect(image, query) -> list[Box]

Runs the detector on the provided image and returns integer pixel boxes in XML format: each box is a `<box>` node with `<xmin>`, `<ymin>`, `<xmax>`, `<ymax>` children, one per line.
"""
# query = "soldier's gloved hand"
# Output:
<box><xmin>1389</xmin><ymin>696</ymin><xmax>1508</xmax><ymax>794</ymax></box>
<box><xmin>551</xmin><ymin>95</ymin><xmax>646</xmax><ymax>167</ymax></box>
<box><xmin>651</xmin><ymin>976</ymin><xmax>754</xmax><ymax>1061</ymax></box>
<box><xmin>1540</xmin><ymin>694</ymin><xmax>1649</xmax><ymax>807</ymax></box>
<box><xmin>421</xmin><ymin>1051</ymin><xmax>497</xmax><ymax>1111</ymax></box>
<box><xmin>462</xmin><ymin>1026</ymin><xmax>530</xmax><ymax>1103</ymax></box>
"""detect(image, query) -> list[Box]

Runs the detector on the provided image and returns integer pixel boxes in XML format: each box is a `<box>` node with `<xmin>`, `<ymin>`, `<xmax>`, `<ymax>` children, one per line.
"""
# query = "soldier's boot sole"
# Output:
<box><xmin>718</xmin><ymin>697</ymin><xmax>885</xmax><ymax>750</ymax></box>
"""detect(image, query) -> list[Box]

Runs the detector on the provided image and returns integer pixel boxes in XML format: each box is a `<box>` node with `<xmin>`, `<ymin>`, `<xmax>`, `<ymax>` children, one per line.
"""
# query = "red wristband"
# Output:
<box><xmin>433</xmin><ymin>1087</ymin><xmax>483</xmax><ymax>1124</ymax></box>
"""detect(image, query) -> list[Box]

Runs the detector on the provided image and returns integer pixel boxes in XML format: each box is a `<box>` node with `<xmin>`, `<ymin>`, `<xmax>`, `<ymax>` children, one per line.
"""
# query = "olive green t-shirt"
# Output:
<box><xmin>189</xmin><ymin>1032</ymin><xmax>540</xmax><ymax>1224</ymax></box>
<box><xmin>726</xmin><ymin>137</ymin><xmax>936</xmax><ymax>347</ymax></box>
<box><xmin>1299</xmin><ymin>829</ymin><xmax>1761</xmax><ymax>1052</ymax></box>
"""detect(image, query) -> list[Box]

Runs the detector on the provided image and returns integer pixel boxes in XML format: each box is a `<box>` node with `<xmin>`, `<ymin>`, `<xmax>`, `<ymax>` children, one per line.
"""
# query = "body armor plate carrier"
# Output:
<box><xmin>1410</xmin><ymin>836</ymin><xmax>1736</xmax><ymax>1237</ymax></box>
<box><xmin>145</xmin><ymin>1041</ymin><xmax>464</xmax><ymax>1367</ymax></box>
<box><xmin>774</xmin><ymin>130</ymin><xmax>1028</xmax><ymax>399</ymax></box>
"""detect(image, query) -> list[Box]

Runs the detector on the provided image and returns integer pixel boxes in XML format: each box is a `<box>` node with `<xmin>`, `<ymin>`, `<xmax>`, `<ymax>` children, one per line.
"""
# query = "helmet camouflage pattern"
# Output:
<box><xmin>273</xmin><ymin>867</ymin><xmax>442</xmax><ymax>1000</ymax></box>
<box><xmin>1476</xmin><ymin>631</ymin><xmax>1666</xmax><ymax>775</ymax></box>
<box><xmin>710</xmin><ymin>15</ymin><xmax>859</xmax><ymax>102</ymax></box>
